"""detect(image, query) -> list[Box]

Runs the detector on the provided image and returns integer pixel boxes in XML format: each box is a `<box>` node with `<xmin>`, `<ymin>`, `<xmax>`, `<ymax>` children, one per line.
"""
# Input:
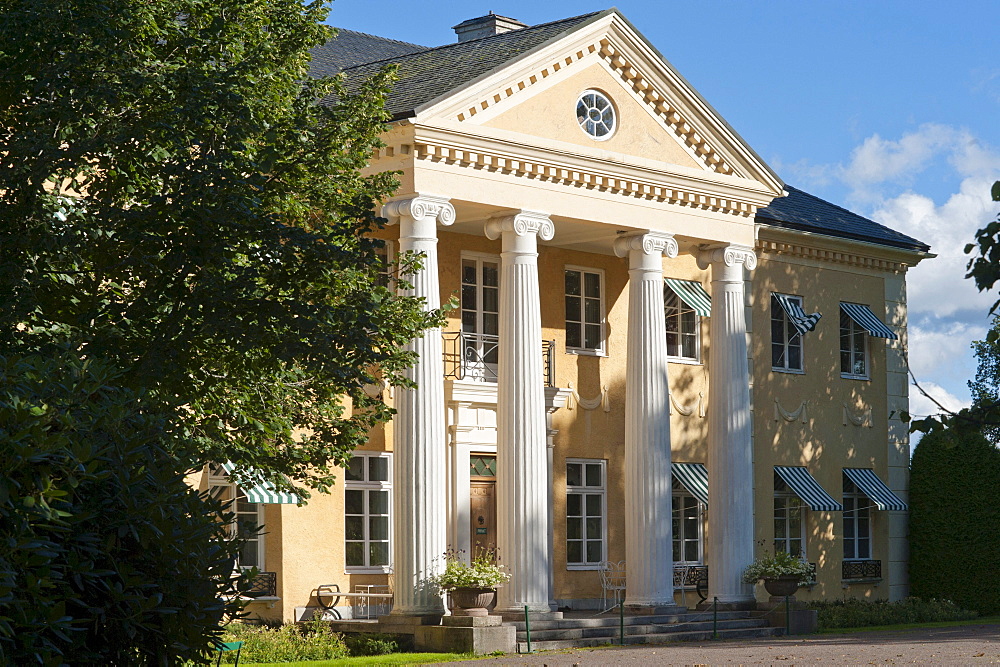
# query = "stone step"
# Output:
<box><xmin>505</xmin><ymin>610</ymin><xmax>753</xmax><ymax>631</ymax></box>
<box><xmin>515</xmin><ymin>624</ymin><xmax>784</xmax><ymax>652</ymax></box>
<box><xmin>516</xmin><ymin>618</ymin><xmax>768</xmax><ymax>642</ymax></box>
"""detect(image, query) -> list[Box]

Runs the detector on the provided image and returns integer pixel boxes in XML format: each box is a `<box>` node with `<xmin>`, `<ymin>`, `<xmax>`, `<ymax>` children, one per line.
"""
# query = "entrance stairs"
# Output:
<box><xmin>507</xmin><ymin>609</ymin><xmax>783</xmax><ymax>652</ymax></box>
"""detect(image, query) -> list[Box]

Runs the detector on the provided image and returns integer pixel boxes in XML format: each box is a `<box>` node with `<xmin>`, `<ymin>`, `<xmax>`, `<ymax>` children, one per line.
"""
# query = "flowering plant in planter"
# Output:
<box><xmin>741</xmin><ymin>550</ymin><xmax>813</xmax><ymax>584</ymax></box>
<box><xmin>431</xmin><ymin>547</ymin><xmax>511</xmax><ymax>592</ymax></box>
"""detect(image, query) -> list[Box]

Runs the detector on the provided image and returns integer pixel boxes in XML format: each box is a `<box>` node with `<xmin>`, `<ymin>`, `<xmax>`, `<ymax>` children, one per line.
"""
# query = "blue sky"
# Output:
<box><xmin>326</xmin><ymin>0</ymin><xmax>1000</xmax><ymax>418</ymax></box>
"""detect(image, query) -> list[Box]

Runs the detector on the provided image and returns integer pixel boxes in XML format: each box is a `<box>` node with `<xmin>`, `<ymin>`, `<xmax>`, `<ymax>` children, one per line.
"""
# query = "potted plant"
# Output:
<box><xmin>431</xmin><ymin>547</ymin><xmax>511</xmax><ymax>617</ymax></box>
<box><xmin>742</xmin><ymin>551</ymin><xmax>812</xmax><ymax>597</ymax></box>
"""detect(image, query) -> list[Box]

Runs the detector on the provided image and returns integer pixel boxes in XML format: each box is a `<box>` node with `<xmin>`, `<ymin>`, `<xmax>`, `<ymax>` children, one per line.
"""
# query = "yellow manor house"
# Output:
<box><xmin>197</xmin><ymin>8</ymin><xmax>932</xmax><ymax>645</ymax></box>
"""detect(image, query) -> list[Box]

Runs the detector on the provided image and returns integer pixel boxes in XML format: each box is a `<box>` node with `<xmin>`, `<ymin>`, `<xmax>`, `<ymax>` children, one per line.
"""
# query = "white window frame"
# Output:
<box><xmin>344</xmin><ymin>452</ymin><xmax>393</xmax><ymax>573</ymax></box>
<box><xmin>564</xmin><ymin>266</ymin><xmax>606</xmax><ymax>356</ymax></box>
<box><xmin>208</xmin><ymin>466</ymin><xmax>265</xmax><ymax>571</ymax></box>
<box><xmin>565</xmin><ymin>458</ymin><xmax>606</xmax><ymax>570</ymax></box>
<box><xmin>773</xmin><ymin>473</ymin><xmax>806</xmax><ymax>558</ymax></box>
<box><xmin>374</xmin><ymin>239</ymin><xmax>395</xmax><ymax>289</ymax></box>
<box><xmin>771</xmin><ymin>293</ymin><xmax>804</xmax><ymax>374</ymax></box>
<box><xmin>840</xmin><ymin>305</ymin><xmax>869</xmax><ymax>380</ymax></box>
<box><xmin>664</xmin><ymin>285</ymin><xmax>700</xmax><ymax>363</ymax></box>
<box><xmin>842</xmin><ymin>476</ymin><xmax>873</xmax><ymax>561</ymax></box>
<box><xmin>460</xmin><ymin>252</ymin><xmax>502</xmax><ymax>381</ymax></box>
<box><xmin>671</xmin><ymin>478</ymin><xmax>704</xmax><ymax>565</ymax></box>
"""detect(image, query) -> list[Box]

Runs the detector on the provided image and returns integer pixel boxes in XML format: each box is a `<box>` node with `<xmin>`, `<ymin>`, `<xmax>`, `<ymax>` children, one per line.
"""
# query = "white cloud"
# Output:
<box><xmin>908</xmin><ymin>321</ymin><xmax>986</xmax><ymax>381</ymax></box>
<box><xmin>907</xmin><ymin>380</ymin><xmax>969</xmax><ymax>419</ymax></box>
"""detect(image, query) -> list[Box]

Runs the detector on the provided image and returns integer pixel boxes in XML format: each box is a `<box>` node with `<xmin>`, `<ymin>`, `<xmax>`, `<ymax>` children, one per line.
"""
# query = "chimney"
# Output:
<box><xmin>452</xmin><ymin>12</ymin><xmax>527</xmax><ymax>43</ymax></box>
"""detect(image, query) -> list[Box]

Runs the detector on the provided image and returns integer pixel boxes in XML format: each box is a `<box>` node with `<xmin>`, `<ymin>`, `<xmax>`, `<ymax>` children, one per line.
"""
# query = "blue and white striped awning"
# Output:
<box><xmin>221</xmin><ymin>462</ymin><xmax>301</xmax><ymax>504</ymax></box>
<box><xmin>773</xmin><ymin>293</ymin><xmax>822</xmax><ymax>335</ymax></box>
<box><xmin>774</xmin><ymin>466</ymin><xmax>843</xmax><ymax>511</ymax></box>
<box><xmin>844</xmin><ymin>468</ymin><xmax>908</xmax><ymax>511</ymax></box>
<box><xmin>840</xmin><ymin>303</ymin><xmax>897</xmax><ymax>340</ymax></box>
<box><xmin>665</xmin><ymin>278</ymin><xmax>712</xmax><ymax>317</ymax></box>
<box><xmin>672</xmin><ymin>462</ymin><xmax>709</xmax><ymax>505</ymax></box>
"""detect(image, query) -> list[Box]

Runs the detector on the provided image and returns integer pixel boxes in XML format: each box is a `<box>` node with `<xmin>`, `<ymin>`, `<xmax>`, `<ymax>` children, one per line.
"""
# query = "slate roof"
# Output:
<box><xmin>756</xmin><ymin>186</ymin><xmax>929</xmax><ymax>253</ymax></box>
<box><xmin>309</xmin><ymin>29</ymin><xmax>428</xmax><ymax>78</ymax></box>
<box><xmin>320</xmin><ymin>10</ymin><xmax>610</xmax><ymax>119</ymax></box>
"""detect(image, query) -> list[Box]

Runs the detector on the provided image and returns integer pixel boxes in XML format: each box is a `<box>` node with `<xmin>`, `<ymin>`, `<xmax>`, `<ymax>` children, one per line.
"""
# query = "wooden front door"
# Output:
<box><xmin>469</xmin><ymin>481</ymin><xmax>496</xmax><ymax>557</ymax></box>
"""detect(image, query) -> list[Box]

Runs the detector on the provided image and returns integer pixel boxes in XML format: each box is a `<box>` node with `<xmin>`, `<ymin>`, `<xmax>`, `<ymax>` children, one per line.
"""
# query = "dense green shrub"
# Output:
<box><xmin>809</xmin><ymin>597</ymin><xmax>977</xmax><ymax>629</ymax></box>
<box><xmin>0</xmin><ymin>355</ymin><xmax>245</xmax><ymax>664</ymax></box>
<box><xmin>219</xmin><ymin>619</ymin><xmax>349</xmax><ymax>663</ymax></box>
<box><xmin>344</xmin><ymin>632</ymin><xmax>402</xmax><ymax>656</ymax></box>
<box><xmin>910</xmin><ymin>423</ymin><xmax>1000</xmax><ymax>614</ymax></box>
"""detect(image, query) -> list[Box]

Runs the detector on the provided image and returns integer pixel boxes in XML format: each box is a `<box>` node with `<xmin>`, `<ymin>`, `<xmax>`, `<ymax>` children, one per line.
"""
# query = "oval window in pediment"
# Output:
<box><xmin>576</xmin><ymin>89</ymin><xmax>616</xmax><ymax>140</ymax></box>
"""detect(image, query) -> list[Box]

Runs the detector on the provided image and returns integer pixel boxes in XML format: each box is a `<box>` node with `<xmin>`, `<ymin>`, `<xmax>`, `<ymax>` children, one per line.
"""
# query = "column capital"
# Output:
<box><xmin>613</xmin><ymin>230</ymin><xmax>678</xmax><ymax>259</ymax></box>
<box><xmin>382</xmin><ymin>194</ymin><xmax>456</xmax><ymax>227</ymax></box>
<box><xmin>484</xmin><ymin>210</ymin><xmax>554</xmax><ymax>242</ymax></box>
<box><xmin>697</xmin><ymin>243</ymin><xmax>757</xmax><ymax>271</ymax></box>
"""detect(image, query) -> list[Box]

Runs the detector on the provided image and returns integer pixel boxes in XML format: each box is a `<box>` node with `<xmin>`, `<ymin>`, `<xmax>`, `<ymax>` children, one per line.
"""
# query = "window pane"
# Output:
<box><xmin>584</xmin><ymin>324</ymin><xmax>601</xmax><ymax>350</ymax></box>
<box><xmin>772</xmin><ymin>342</ymin><xmax>785</xmax><ymax>368</ymax></box>
<box><xmin>685</xmin><ymin>541</ymin><xmax>699</xmax><ymax>562</ymax></box>
<box><xmin>566</xmin><ymin>322</ymin><xmax>582</xmax><ymax>349</ymax></box>
<box><xmin>566</xmin><ymin>517</ymin><xmax>582</xmax><ymax>540</ymax></box>
<box><xmin>584</xmin><ymin>298</ymin><xmax>601</xmax><ymax>324</ymax></box>
<box><xmin>462</xmin><ymin>284</ymin><xmax>477</xmax><ymax>310</ymax></box>
<box><xmin>346</xmin><ymin>542</ymin><xmax>365</xmax><ymax>566</ymax></box>
<box><xmin>345</xmin><ymin>516</ymin><xmax>364</xmax><ymax>540</ymax></box>
<box><xmin>483</xmin><ymin>288</ymin><xmax>499</xmax><ymax>314</ymax></box>
<box><xmin>369</xmin><ymin>457</ymin><xmax>388</xmax><ymax>482</ymax></box>
<box><xmin>346</xmin><ymin>457</ymin><xmax>364</xmax><ymax>481</ymax></box>
<box><xmin>345</xmin><ymin>490</ymin><xmax>364</xmax><ymax>515</ymax></box>
<box><xmin>462</xmin><ymin>309</ymin><xmax>477</xmax><ymax>331</ymax></box>
<box><xmin>565</xmin><ymin>271</ymin><xmax>581</xmax><ymax>295</ymax></box>
<box><xmin>240</xmin><ymin>540</ymin><xmax>259</xmax><ymax>568</ymax></box>
<box><xmin>369</xmin><ymin>516</ymin><xmax>389</xmax><ymax>540</ymax></box>
<box><xmin>586</xmin><ymin>541</ymin><xmax>602</xmax><ymax>563</ymax></box>
<box><xmin>586</xmin><ymin>517</ymin><xmax>602</xmax><ymax>537</ymax></box>
<box><xmin>788</xmin><ymin>344</ymin><xmax>801</xmax><ymax>370</ymax></box>
<box><xmin>840</xmin><ymin>350</ymin><xmax>851</xmax><ymax>373</ymax></box>
<box><xmin>567</xmin><ymin>540</ymin><xmax>583</xmax><ymax>563</ymax></box>
<box><xmin>858</xmin><ymin>539</ymin><xmax>871</xmax><ymax>559</ymax></box>
<box><xmin>565</xmin><ymin>295</ymin><xmax>581</xmax><ymax>321</ymax></box>
<box><xmin>682</xmin><ymin>334</ymin><xmax>697</xmax><ymax>359</ymax></box>
<box><xmin>566</xmin><ymin>464</ymin><xmax>582</xmax><ymax>487</ymax></box>
<box><xmin>567</xmin><ymin>493</ymin><xmax>581</xmax><ymax>516</ymax></box>
<box><xmin>672</xmin><ymin>541</ymin><xmax>681</xmax><ymax>562</ymax></box>
<box><xmin>369</xmin><ymin>490</ymin><xmax>389</xmax><ymax>515</ymax></box>
<box><xmin>482</xmin><ymin>262</ymin><xmax>499</xmax><ymax>287</ymax></box>
<box><xmin>370</xmin><ymin>541</ymin><xmax>389</xmax><ymax>566</ymax></box>
<box><xmin>585</xmin><ymin>494</ymin><xmax>602</xmax><ymax>516</ymax></box>
<box><xmin>462</xmin><ymin>259</ymin><xmax>476</xmax><ymax>284</ymax></box>
<box><xmin>585</xmin><ymin>464</ymin><xmax>602</xmax><ymax>487</ymax></box>
<box><xmin>584</xmin><ymin>272</ymin><xmax>601</xmax><ymax>298</ymax></box>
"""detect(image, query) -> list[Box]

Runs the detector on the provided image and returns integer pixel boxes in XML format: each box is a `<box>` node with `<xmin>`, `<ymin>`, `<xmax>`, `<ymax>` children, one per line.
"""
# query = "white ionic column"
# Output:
<box><xmin>614</xmin><ymin>231</ymin><xmax>679</xmax><ymax>608</ymax></box>
<box><xmin>485</xmin><ymin>211</ymin><xmax>554</xmax><ymax>613</ymax></box>
<box><xmin>382</xmin><ymin>195</ymin><xmax>455</xmax><ymax>617</ymax></box>
<box><xmin>698</xmin><ymin>244</ymin><xmax>757</xmax><ymax>607</ymax></box>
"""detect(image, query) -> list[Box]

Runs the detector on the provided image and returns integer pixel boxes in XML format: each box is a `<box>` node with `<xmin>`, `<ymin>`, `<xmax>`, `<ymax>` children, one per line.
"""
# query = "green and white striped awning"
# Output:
<box><xmin>774</xmin><ymin>466</ymin><xmax>843</xmax><ymax>512</ymax></box>
<box><xmin>844</xmin><ymin>468</ymin><xmax>908</xmax><ymax>511</ymax></box>
<box><xmin>840</xmin><ymin>303</ymin><xmax>897</xmax><ymax>340</ymax></box>
<box><xmin>221</xmin><ymin>462</ymin><xmax>301</xmax><ymax>504</ymax></box>
<box><xmin>773</xmin><ymin>293</ymin><xmax>822</xmax><ymax>335</ymax></box>
<box><xmin>672</xmin><ymin>462</ymin><xmax>709</xmax><ymax>505</ymax></box>
<box><xmin>664</xmin><ymin>278</ymin><xmax>712</xmax><ymax>317</ymax></box>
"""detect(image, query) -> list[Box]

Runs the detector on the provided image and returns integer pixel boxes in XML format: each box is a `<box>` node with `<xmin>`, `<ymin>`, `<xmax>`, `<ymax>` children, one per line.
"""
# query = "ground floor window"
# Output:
<box><xmin>344</xmin><ymin>453</ymin><xmax>392</xmax><ymax>571</ymax></box>
<box><xmin>672</xmin><ymin>479</ymin><xmax>703</xmax><ymax>564</ymax></box>
<box><xmin>843</xmin><ymin>476</ymin><xmax>872</xmax><ymax>560</ymax></box>
<box><xmin>208</xmin><ymin>466</ymin><xmax>265</xmax><ymax>570</ymax></box>
<box><xmin>774</xmin><ymin>473</ymin><xmax>805</xmax><ymax>557</ymax></box>
<box><xmin>566</xmin><ymin>459</ymin><xmax>606</xmax><ymax>568</ymax></box>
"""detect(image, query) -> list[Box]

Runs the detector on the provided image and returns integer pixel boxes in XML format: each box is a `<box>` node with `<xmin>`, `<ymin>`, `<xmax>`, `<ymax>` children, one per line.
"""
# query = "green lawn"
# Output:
<box><xmin>241</xmin><ymin>653</ymin><xmax>476</xmax><ymax>666</ymax></box>
<box><xmin>818</xmin><ymin>615</ymin><xmax>1000</xmax><ymax>635</ymax></box>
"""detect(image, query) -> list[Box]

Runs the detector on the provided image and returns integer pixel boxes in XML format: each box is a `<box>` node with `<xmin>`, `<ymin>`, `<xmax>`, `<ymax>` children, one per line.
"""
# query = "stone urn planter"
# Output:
<box><xmin>450</xmin><ymin>587</ymin><xmax>496</xmax><ymax>617</ymax></box>
<box><xmin>762</xmin><ymin>575</ymin><xmax>800</xmax><ymax>598</ymax></box>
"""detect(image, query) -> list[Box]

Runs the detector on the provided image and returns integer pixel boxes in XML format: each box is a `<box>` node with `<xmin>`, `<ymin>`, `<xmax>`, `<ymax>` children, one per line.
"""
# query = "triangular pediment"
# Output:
<box><xmin>412</xmin><ymin>10</ymin><xmax>783</xmax><ymax>196</ymax></box>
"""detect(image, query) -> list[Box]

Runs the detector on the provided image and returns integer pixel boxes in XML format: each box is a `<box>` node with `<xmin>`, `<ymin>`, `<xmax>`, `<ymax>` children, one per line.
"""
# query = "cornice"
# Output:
<box><xmin>404</xmin><ymin>123</ymin><xmax>776</xmax><ymax>218</ymax></box>
<box><xmin>757</xmin><ymin>225</ymin><xmax>932</xmax><ymax>272</ymax></box>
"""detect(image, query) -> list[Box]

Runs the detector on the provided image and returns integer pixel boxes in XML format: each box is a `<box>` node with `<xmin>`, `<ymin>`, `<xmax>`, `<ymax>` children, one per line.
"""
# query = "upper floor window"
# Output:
<box><xmin>208</xmin><ymin>467</ymin><xmax>265</xmax><ymax>570</ymax></box>
<box><xmin>771</xmin><ymin>294</ymin><xmax>804</xmax><ymax>372</ymax></box>
<box><xmin>461</xmin><ymin>254</ymin><xmax>500</xmax><ymax>380</ymax></box>
<box><xmin>565</xmin><ymin>268</ymin><xmax>605</xmax><ymax>354</ymax></box>
<box><xmin>576</xmin><ymin>90</ymin><xmax>616</xmax><ymax>140</ymax></box>
<box><xmin>664</xmin><ymin>287</ymin><xmax>699</xmax><ymax>361</ymax></box>
<box><xmin>843</xmin><ymin>476</ymin><xmax>872</xmax><ymax>561</ymax></box>
<box><xmin>840</xmin><ymin>307</ymin><xmax>868</xmax><ymax>379</ymax></box>
<box><xmin>345</xmin><ymin>453</ymin><xmax>392</xmax><ymax>571</ymax></box>
<box><xmin>566</xmin><ymin>459</ymin><xmax>606</xmax><ymax>568</ymax></box>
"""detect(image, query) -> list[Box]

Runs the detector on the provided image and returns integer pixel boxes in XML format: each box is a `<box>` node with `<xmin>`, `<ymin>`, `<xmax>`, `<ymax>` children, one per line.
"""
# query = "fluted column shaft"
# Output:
<box><xmin>486</xmin><ymin>211</ymin><xmax>554</xmax><ymax>613</ymax></box>
<box><xmin>383</xmin><ymin>195</ymin><xmax>454</xmax><ymax>616</ymax></box>
<box><xmin>614</xmin><ymin>231</ymin><xmax>679</xmax><ymax>607</ymax></box>
<box><xmin>698</xmin><ymin>244</ymin><xmax>757</xmax><ymax>606</ymax></box>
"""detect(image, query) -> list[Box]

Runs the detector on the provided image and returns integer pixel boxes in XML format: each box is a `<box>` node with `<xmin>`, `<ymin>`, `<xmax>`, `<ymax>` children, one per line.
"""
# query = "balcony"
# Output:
<box><xmin>842</xmin><ymin>559</ymin><xmax>882</xmax><ymax>581</ymax></box>
<box><xmin>442</xmin><ymin>332</ymin><xmax>555</xmax><ymax>387</ymax></box>
<box><xmin>245</xmin><ymin>571</ymin><xmax>277</xmax><ymax>598</ymax></box>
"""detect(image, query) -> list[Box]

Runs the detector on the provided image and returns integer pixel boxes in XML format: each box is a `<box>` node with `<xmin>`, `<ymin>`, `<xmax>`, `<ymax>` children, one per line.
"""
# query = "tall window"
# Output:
<box><xmin>565</xmin><ymin>268</ymin><xmax>605</xmax><ymax>354</ymax></box>
<box><xmin>461</xmin><ymin>255</ymin><xmax>500</xmax><ymax>379</ymax></box>
<box><xmin>672</xmin><ymin>479</ymin><xmax>703</xmax><ymax>564</ymax></box>
<box><xmin>345</xmin><ymin>453</ymin><xmax>391</xmax><ymax>570</ymax></box>
<box><xmin>771</xmin><ymin>294</ymin><xmax>803</xmax><ymax>372</ymax></box>
<box><xmin>374</xmin><ymin>241</ymin><xmax>394</xmax><ymax>288</ymax></box>
<box><xmin>566</xmin><ymin>459</ymin><xmax>606</xmax><ymax>568</ymax></box>
<box><xmin>774</xmin><ymin>473</ymin><xmax>805</xmax><ymax>557</ymax></box>
<box><xmin>664</xmin><ymin>287</ymin><xmax>699</xmax><ymax>360</ymax></box>
<box><xmin>208</xmin><ymin>467</ymin><xmax>264</xmax><ymax>570</ymax></box>
<box><xmin>843</xmin><ymin>476</ymin><xmax>872</xmax><ymax>560</ymax></box>
<box><xmin>840</xmin><ymin>306</ymin><xmax>868</xmax><ymax>378</ymax></box>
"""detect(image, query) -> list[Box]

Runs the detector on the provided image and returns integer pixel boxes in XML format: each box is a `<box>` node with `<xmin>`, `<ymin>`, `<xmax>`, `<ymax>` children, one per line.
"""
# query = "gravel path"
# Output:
<box><xmin>429</xmin><ymin>622</ymin><xmax>1000</xmax><ymax>665</ymax></box>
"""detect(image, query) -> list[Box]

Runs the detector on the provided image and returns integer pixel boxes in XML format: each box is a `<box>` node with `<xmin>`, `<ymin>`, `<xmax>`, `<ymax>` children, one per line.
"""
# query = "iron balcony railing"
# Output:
<box><xmin>442</xmin><ymin>332</ymin><xmax>555</xmax><ymax>387</ymax></box>
<box><xmin>842</xmin><ymin>559</ymin><xmax>882</xmax><ymax>580</ymax></box>
<box><xmin>245</xmin><ymin>571</ymin><xmax>277</xmax><ymax>598</ymax></box>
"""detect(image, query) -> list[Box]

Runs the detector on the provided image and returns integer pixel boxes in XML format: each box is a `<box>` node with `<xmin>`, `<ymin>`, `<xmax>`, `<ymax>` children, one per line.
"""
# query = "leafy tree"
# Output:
<box><xmin>909</xmin><ymin>418</ymin><xmax>1000</xmax><ymax>614</ymax></box>
<box><xmin>0</xmin><ymin>0</ymin><xmax>440</xmax><ymax>497</ymax></box>
<box><xmin>0</xmin><ymin>354</ymin><xmax>245</xmax><ymax>664</ymax></box>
